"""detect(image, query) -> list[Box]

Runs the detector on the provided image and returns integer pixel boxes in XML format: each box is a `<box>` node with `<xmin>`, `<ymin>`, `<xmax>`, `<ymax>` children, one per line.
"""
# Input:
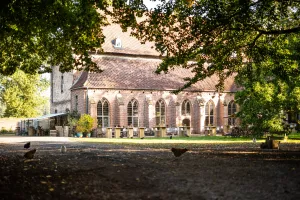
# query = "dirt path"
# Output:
<box><xmin>1</xmin><ymin>139</ymin><xmax>300</xmax><ymax>200</ymax></box>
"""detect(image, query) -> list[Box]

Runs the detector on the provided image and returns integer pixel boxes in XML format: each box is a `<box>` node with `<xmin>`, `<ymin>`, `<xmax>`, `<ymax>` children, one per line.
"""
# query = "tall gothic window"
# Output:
<box><xmin>97</xmin><ymin>98</ymin><xmax>110</xmax><ymax>127</ymax></box>
<box><xmin>228</xmin><ymin>101</ymin><xmax>237</xmax><ymax>126</ymax></box>
<box><xmin>127</xmin><ymin>99</ymin><xmax>139</xmax><ymax>127</ymax></box>
<box><xmin>181</xmin><ymin>99</ymin><xmax>191</xmax><ymax>115</ymax></box>
<box><xmin>155</xmin><ymin>99</ymin><xmax>166</xmax><ymax>126</ymax></box>
<box><xmin>205</xmin><ymin>100</ymin><xmax>215</xmax><ymax>126</ymax></box>
<box><xmin>75</xmin><ymin>95</ymin><xmax>78</xmax><ymax>111</ymax></box>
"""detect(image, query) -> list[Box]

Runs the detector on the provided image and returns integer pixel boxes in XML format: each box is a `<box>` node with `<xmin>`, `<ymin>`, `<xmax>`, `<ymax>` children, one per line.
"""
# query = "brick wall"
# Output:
<box><xmin>50</xmin><ymin>66</ymin><xmax>237</xmax><ymax>134</ymax></box>
<box><xmin>70</xmin><ymin>88</ymin><xmax>237</xmax><ymax>134</ymax></box>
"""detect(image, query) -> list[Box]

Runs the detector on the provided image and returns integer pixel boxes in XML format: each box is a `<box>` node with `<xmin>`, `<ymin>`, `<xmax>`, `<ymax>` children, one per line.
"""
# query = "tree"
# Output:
<box><xmin>108</xmin><ymin>0</ymin><xmax>300</xmax><ymax>135</ymax></box>
<box><xmin>0</xmin><ymin>0</ymin><xmax>109</xmax><ymax>75</ymax></box>
<box><xmin>109</xmin><ymin>0</ymin><xmax>300</xmax><ymax>91</ymax></box>
<box><xmin>0</xmin><ymin>70</ymin><xmax>50</xmax><ymax>117</ymax></box>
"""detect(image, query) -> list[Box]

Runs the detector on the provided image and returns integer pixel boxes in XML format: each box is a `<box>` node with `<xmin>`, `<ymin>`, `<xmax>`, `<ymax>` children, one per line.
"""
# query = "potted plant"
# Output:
<box><xmin>67</xmin><ymin>110</ymin><xmax>80</xmax><ymax>137</ymax></box>
<box><xmin>76</xmin><ymin>114</ymin><xmax>94</xmax><ymax>137</ymax></box>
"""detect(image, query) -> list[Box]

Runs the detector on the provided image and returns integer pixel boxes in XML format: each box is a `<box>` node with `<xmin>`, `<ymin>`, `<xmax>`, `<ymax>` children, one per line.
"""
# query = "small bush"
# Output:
<box><xmin>76</xmin><ymin>114</ymin><xmax>94</xmax><ymax>134</ymax></box>
<box><xmin>0</xmin><ymin>127</ymin><xmax>15</xmax><ymax>134</ymax></box>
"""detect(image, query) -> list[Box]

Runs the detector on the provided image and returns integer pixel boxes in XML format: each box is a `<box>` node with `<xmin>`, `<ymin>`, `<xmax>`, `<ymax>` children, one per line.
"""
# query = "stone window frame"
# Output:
<box><xmin>127</xmin><ymin>98</ymin><xmax>139</xmax><ymax>127</ymax></box>
<box><xmin>181</xmin><ymin>99</ymin><xmax>191</xmax><ymax>116</ymax></box>
<box><xmin>97</xmin><ymin>98</ymin><xmax>110</xmax><ymax>128</ymax></box>
<box><xmin>205</xmin><ymin>100</ymin><xmax>215</xmax><ymax>126</ymax></box>
<box><xmin>155</xmin><ymin>99</ymin><xmax>166</xmax><ymax>126</ymax></box>
<box><xmin>228</xmin><ymin>100</ymin><xmax>237</xmax><ymax>126</ymax></box>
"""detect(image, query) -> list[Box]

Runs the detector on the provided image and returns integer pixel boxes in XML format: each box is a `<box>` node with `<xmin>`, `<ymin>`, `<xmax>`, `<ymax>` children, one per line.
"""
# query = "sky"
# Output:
<box><xmin>143</xmin><ymin>0</ymin><xmax>162</xmax><ymax>9</ymax></box>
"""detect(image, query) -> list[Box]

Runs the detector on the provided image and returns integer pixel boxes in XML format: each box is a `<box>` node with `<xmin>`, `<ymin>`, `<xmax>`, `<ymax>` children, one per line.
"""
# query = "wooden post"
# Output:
<box><xmin>115</xmin><ymin>127</ymin><xmax>121</xmax><ymax>139</ymax></box>
<box><xmin>186</xmin><ymin>126</ymin><xmax>191</xmax><ymax>136</ymax></box>
<box><xmin>106</xmin><ymin>127</ymin><xmax>112</xmax><ymax>138</ymax></box>
<box><xmin>179</xmin><ymin>126</ymin><xmax>187</xmax><ymax>137</ymax></box>
<box><xmin>161</xmin><ymin>126</ymin><xmax>166</xmax><ymax>137</ymax></box>
<box><xmin>139</xmin><ymin>127</ymin><xmax>145</xmax><ymax>138</ymax></box>
<box><xmin>128</xmin><ymin>127</ymin><xmax>134</xmax><ymax>138</ymax></box>
<box><xmin>211</xmin><ymin>126</ymin><xmax>216</xmax><ymax>136</ymax></box>
<box><xmin>155</xmin><ymin>127</ymin><xmax>160</xmax><ymax>137</ymax></box>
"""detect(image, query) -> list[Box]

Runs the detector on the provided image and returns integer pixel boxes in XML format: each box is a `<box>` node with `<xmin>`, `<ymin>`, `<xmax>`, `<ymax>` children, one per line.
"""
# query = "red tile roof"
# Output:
<box><xmin>101</xmin><ymin>23</ymin><xmax>159</xmax><ymax>56</ymax></box>
<box><xmin>71</xmin><ymin>56</ymin><xmax>239</xmax><ymax>92</ymax></box>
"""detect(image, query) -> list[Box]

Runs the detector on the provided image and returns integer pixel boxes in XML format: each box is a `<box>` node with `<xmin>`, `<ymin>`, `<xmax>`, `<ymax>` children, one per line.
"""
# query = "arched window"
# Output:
<box><xmin>155</xmin><ymin>99</ymin><xmax>166</xmax><ymax>126</ymax></box>
<box><xmin>181</xmin><ymin>99</ymin><xmax>191</xmax><ymax>115</ymax></box>
<box><xmin>228</xmin><ymin>101</ymin><xmax>237</xmax><ymax>126</ymax></box>
<box><xmin>205</xmin><ymin>100</ymin><xmax>215</xmax><ymax>126</ymax></box>
<box><xmin>97</xmin><ymin>98</ymin><xmax>110</xmax><ymax>127</ymax></box>
<box><xmin>127</xmin><ymin>99</ymin><xmax>139</xmax><ymax>127</ymax></box>
<box><xmin>75</xmin><ymin>95</ymin><xmax>78</xmax><ymax>111</ymax></box>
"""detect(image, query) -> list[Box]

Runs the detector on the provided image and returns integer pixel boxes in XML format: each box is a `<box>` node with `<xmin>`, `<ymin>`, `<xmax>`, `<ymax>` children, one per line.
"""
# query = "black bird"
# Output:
<box><xmin>24</xmin><ymin>149</ymin><xmax>36</xmax><ymax>159</ymax></box>
<box><xmin>170</xmin><ymin>135</ymin><xmax>173</xmax><ymax>139</ymax></box>
<box><xmin>24</xmin><ymin>142</ymin><xmax>30</xmax><ymax>149</ymax></box>
<box><xmin>171</xmin><ymin>148</ymin><xmax>188</xmax><ymax>157</ymax></box>
<box><xmin>141</xmin><ymin>137</ymin><xmax>144</xmax><ymax>139</ymax></box>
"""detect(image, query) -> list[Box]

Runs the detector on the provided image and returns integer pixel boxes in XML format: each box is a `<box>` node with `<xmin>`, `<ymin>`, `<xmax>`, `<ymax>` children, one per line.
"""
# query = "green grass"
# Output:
<box><xmin>70</xmin><ymin>134</ymin><xmax>300</xmax><ymax>145</ymax></box>
<box><xmin>70</xmin><ymin>136</ymin><xmax>261</xmax><ymax>144</ymax></box>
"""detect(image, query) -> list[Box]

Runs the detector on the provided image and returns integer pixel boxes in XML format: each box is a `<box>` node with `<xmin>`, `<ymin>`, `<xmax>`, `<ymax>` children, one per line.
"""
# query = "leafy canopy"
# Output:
<box><xmin>0</xmin><ymin>70</ymin><xmax>50</xmax><ymax>118</ymax></box>
<box><xmin>0</xmin><ymin>0</ymin><xmax>110</xmax><ymax>75</ymax></box>
<box><xmin>110</xmin><ymin>0</ymin><xmax>300</xmax><ymax>91</ymax></box>
<box><xmin>108</xmin><ymin>0</ymin><xmax>300</xmax><ymax>134</ymax></box>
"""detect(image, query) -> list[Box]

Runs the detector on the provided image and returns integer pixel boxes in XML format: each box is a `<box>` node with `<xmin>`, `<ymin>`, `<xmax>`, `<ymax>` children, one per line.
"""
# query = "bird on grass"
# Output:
<box><xmin>60</xmin><ymin>145</ymin><xmax>67</xmax><ymax>153</ymax></box>
<box><xmin>130</xmin><ymin>136</ymin><xmax>133</xmax><ymax>139</ymax></box>
<box><xmin>170</xmin><ymin>135</ymin><xmax>173</xmax><ymax>139</ymax></box>
<box><xmin>24</xmin><ymin>142</ymin><xmax>30</xmax><ymax>149</ymax></box>
<box><xmin>24</xmin><ymin>149</ymin><xmax>36</xmax><ymax>159</ymax></box>
<box><xmin>171</xmin><ymin>147</ymin><xmax>188</xmax><ymax>157</ymax></box>
<box><xmin>184</xmin><ymin>133</ymin><xmax>190</xmax><ymax>137</ymax></box>
<box><xmin>140</xmin><ymin>137</ymin><xmax>144</xmax><ymax>139</ymax></box>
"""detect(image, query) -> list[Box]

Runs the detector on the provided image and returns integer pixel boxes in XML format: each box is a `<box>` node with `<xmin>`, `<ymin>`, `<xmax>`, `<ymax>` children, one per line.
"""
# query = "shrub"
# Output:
<box><xmin>76</xmin><ymin>114</ymin><xmax>94</xmax><ymax>134</ymax></box>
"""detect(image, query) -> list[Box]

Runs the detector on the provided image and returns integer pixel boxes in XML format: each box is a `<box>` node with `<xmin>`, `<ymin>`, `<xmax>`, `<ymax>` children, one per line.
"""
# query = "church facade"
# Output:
<box><xmin>50</xmin><ymin>23</ymin><xmax>239</xmax><ymax>135</ymax></box>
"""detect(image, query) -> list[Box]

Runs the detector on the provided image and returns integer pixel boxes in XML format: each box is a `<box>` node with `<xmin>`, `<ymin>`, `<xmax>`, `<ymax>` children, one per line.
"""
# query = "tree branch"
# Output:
<box><xmin>257</xmin><ymin>26</ymin><xmax>300</xmax><ymax>35</ymax></box>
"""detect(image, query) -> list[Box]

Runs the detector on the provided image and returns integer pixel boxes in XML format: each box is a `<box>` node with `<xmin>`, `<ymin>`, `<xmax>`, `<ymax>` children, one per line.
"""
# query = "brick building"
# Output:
<box><xmin>51</xmin><ymin>23</ymin><xmax>240</xmax><ymax>135</ymax></box>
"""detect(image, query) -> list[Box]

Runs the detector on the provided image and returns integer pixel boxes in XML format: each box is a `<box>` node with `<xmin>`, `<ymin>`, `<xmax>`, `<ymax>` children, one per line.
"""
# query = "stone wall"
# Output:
<box><xmin>50</xmin><ymin>66</ymin><xmax>73</xmax><ymax>113</ymax></box>
<box><xmin>0</xmin><ymin>118</ymin><xmax>24</xmax><ymax>132</ymax></box>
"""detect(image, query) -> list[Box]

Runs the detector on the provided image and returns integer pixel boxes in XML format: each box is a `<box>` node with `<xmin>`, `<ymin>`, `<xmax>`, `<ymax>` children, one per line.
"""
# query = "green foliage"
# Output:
<box><xmin>67</xmin><ymin>110</ymin><xmax>80</xmax><ymax>135</ymax></box>
<box><xmin>76</xmin><ymin>114</ymin><xmax>94</xmax><ymax>133</ymax></box>
<box><xmin>67</xmin><ymin>110</ymin><xmax>80</xmax><ymax>126</ymax></box>
<box><xmin>108</xmin><ymin>1</ymin><xmax>300</xmax><ymax>136</ymax></box>
<box><xmin>0</xmin><ymin>0</ymin><xmax>110</xmax><ymax>75</ymax></box>
<box><xmin>0</xmin><ymin>70</ymin><xmax>50</xmax><ymax>117</ymax></box>
<box><xmin>235</xmin><ymin>76</ymin><xmax>300</xmax><ymax>136</ymax></box>
<box><xmin>0</xmin><ymin>127</ymin><xmax>14</xmax><ymax>134</ymax></box>
<box><xmin>110</xmin><ymin>0</ymin><xmax>300</xmax><ymax>92</ymax></box>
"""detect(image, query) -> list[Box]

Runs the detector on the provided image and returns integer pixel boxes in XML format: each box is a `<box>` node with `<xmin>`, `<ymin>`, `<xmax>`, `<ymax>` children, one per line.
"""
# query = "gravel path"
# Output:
<box><xmin>1</xmin><ymin>137</ymin><xmax>300</xmax><ymax>200</ymax></box>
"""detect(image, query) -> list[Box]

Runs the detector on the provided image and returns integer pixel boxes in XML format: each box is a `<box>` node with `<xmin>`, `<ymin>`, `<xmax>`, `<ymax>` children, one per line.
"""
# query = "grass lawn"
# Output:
<box><xmin>70</xmin><ymin>133</ymin><xmax>300</xmax><ymax>144</ymax></box>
